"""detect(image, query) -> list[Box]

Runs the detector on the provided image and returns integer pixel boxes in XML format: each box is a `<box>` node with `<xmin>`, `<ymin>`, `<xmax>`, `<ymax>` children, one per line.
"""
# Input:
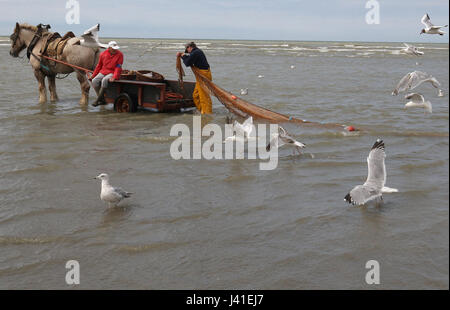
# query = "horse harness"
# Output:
<box><xmin>26</xmin><ymin>23</ymin><xmax>51</xmax><ymax>59</ymax></box>
<box><xmin>26</xmin><ymin>24</ymin><xmax>77</xmax><ymax>75</ymax></box>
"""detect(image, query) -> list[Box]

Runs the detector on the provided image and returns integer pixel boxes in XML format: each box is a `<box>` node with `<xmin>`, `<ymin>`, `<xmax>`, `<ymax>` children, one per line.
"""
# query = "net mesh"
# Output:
<box><xmin>191</xmin><ymin>67</ymin><xmax>352</xmax><ymax>131</ymax></box>
<box><xmin>176</xmin><ymin>55</ymin><xmax>185</xmax><ymax>90</ymax></box>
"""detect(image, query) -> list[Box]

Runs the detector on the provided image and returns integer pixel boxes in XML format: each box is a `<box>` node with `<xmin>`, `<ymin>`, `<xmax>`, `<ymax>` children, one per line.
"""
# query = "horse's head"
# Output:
<box><xmin>9</xmin><ymin>23</ymin><xmax>26</xmax><ymax>57</ymax></box>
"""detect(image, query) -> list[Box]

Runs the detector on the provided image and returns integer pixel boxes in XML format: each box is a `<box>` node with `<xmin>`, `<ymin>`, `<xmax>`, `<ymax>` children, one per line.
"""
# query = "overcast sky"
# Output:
<box><xmin>1</xmin><ymin>0</ymin><xmax>448</xmax><ymax>42</ymax></box>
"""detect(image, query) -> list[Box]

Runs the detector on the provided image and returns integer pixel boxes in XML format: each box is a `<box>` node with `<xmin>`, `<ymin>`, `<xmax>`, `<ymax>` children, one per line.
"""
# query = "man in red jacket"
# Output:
<box><xmin>91</xmin><ymin>41</ymin><xmax>123</xmax><ymax>106</ymax></box>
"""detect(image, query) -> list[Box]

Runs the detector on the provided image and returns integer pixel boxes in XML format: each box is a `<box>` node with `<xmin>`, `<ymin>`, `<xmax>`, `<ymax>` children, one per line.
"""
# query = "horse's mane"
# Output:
<box><xmin>18</xmin><ymin>23</ymin><xmax>39</xmax><ymax>32</ymax></box>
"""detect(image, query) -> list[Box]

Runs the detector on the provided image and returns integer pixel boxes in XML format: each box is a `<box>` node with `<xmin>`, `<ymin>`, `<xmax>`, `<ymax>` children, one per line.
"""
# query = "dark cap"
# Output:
<box><xmin>185</xmin><ymin>41</ymin><xmax>196</xmax><ymax>49</ymax></box>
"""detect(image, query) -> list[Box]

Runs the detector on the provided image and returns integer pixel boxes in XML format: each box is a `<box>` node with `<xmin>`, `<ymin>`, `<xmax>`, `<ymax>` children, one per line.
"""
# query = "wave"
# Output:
<box><xmin>0</xmin><ymin>235</ymin><xmax>63</xmax><ymax>245</ymax></box>
<box><xmin>116</xmin><ymin>241</ymin><xmax>191</xmax><ymax>254</ymax></box>
<box><xmin>230</xmin><ymin>43</ymin><xmax>289</xmax><ymax>47</ymax></box>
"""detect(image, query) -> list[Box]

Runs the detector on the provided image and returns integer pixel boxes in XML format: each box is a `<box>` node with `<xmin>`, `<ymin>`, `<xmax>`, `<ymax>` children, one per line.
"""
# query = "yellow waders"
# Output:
<box><xmin>193</xmin><ymin>68</ymin><xmax>213</xmax><ymax>114</ymax></box>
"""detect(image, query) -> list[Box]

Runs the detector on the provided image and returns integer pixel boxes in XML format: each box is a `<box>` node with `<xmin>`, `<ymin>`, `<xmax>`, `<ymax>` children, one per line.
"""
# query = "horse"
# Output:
<box><xmin>9</xmin><ymin>22</ymin><xmax>99</xmax><ymax>105</ymax></box>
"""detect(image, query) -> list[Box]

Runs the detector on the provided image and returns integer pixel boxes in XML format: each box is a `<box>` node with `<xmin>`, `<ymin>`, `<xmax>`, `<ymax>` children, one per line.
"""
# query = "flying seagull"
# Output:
<box><xmin>266</xmin><ymin>125</ymin><xmax>306</xmax><ymax>155</ymax></box>
<box><xmin>224</xmin><ymin>116</ymin><xmax>255</xmax><ymax>142</ymax></box>
<box><xmin>80</xmin><ymin>24</ymin><xmax>108</xmax><ymax>49</ymax></box>
<box><xmin>401</xmin><ymin>43</ymin><xmax>424</xmax><ymax>56</ymax></box>
<box><xmin>240</xmin><ymin>88</ymin><xmax>248</xmax><ymax>95</ymax></box>
<box><xmin>392</xmin><ymin>71</ymin><xmax>442</xmax><ymax>96</ymax></box>
<box><xmin>404</xmin><ymin>93</ymin><xmax>432</xmax><ymax>113</ymax></box>
<box><xmin>95</xmin><ymin>173</ymin><xmax>133</xmax><ymax>207</ymax></box>
<box><xmin>420</xmin><ymin>13</ymin><xmax>448</xmax><ymax>35</ymax></box>
<box><xmin>344</xmin><ymin>139</ymin><xmax>398</xmax><ymax>206</ymax></box>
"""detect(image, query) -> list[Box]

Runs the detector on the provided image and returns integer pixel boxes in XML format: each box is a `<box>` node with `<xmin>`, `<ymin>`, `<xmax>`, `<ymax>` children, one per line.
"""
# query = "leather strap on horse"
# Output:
<box><xmin>40</xmin><ymin>32</ymin><xmax>61</xmax><ymax>56</ymax></box>
<box><xmin>26</xmin><ymin>24</ymin><xmax>50</xmax><ymax>59</ymax></box>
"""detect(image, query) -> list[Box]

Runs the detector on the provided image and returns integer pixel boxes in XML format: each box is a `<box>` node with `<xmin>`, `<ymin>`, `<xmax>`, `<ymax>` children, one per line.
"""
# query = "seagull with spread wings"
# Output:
<box><xmin>392</xmin><ymin>71</ymin><xmax>442</xmax><ymax>96</ymax></box>
<box><xmin>420</xmin><ymin>13</ymin><xmax>448</xmax><ymax>35</ymax></box>
<box><xmin>404</xmin><ymin>93</ymin><xmax>432</xmax><ymax>113</ymax></box>
<box><xmin>224</xmin><ymin>116</ymin><xmax>255</xmax><ymax>142</ymax></box>
<box><xmin>345</xmin><ymin>139</ymin><xmax>398</xmax><ymax>206</ymax></box>
<box><xmin>401</xmin><ymin>43</ymin><xmax>424</xmax><ymax>56</ymax></box>
<box><xmin>266</xmin><ymin>126</ymin><xmax>306</xmax><ymax>155</ymax></box>
<box><xmin>80</xmin><ymin>24</ymin><xmax>108</xmax><ymax>49</ymax></box>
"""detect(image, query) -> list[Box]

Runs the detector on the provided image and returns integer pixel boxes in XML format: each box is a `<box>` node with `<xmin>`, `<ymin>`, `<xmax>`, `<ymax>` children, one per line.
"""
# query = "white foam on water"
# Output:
<box><xmin>230</xmin><ymin>43</ymin><xmax>289</xmax><ymax>47</ymax></box>
<box><xmin>356</xmin><ymin>52</ymin><xmax>375</xmax><ymax>56</ymax></box>
<box><xmin>290</xmin><ymin>47</ymin><xmax>317</xmax><ymax>51</ymax></box>
<box><xmin>331</xmin><ymin>49</ymin><xmax>357</xmax><ymax>52</ymax></box>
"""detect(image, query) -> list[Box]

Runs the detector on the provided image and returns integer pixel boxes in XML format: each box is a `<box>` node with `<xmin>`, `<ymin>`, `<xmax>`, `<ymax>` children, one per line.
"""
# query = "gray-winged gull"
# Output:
<box><xmin>402</xmin><ymin>43</ymin><xmax>424</xmax><ymax>56</ymax></box>
<box><xmin>266</xmin><ymin>125</ymin><xmax>306</xmax><ymax>155</ymax></box>
<box><xmin>404</xmin><ymin>93</ymin><xmax>432</xmax><ymax>113</ymax></box>
<box><xmin>345</xmin><ymin>139</ymin><xmax>398</xmax><ymax>206</ymax></box>
<box><xmin>392</xmin><ymin>71</ymin><xmax>442</xmax><ymax>96</ymax></box>
<box><xmin>95</xmin><ymin>173</ymin><xmax>133</xmax><ymax>207</ymax></box>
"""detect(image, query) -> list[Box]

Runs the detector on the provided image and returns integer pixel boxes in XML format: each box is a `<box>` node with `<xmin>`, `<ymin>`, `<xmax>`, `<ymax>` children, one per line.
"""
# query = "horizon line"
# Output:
<box><xmin>0</xmin><ymin>35</ymin><xmax>448</xmax><ymax>45</ymax></box>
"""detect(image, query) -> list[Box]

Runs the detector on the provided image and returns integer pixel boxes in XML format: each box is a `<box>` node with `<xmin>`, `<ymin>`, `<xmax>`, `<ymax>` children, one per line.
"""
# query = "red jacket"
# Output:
<box><xmin>92</xmin><ymin>49</ymin><xmax>123</xmax><ymax>80</ymax></box>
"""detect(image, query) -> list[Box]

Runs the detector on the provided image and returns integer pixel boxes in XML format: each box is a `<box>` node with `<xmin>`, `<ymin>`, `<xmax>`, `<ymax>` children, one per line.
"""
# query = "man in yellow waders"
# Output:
<box><xmin>177</xmin><ymin>42</ymin><xmax>212</xmax><ymax>114</ymax></box>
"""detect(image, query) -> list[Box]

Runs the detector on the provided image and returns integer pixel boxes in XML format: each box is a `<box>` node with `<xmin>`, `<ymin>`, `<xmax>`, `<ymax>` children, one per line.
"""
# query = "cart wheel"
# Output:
<box><xmin>114</xmin><ymin>93</ymin><xmax>137</xmax><ymax>113</ymax></box>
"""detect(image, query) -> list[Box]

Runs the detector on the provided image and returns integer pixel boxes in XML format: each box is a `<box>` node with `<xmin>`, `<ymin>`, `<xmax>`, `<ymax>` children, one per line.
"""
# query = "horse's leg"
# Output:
<box><xmin>47</xmin><ymin>75</ymin><xmax>59</xmax><ymax>102</ymax></box>
<box><xmin>34</xmin><ymin>69</ymin><xmax>47</xmax><ymax>104</ymax></box>
<box><xmin>76</xmin><ymin>70</ymin><xmax>90</xmax><ymax>105</ymax></box>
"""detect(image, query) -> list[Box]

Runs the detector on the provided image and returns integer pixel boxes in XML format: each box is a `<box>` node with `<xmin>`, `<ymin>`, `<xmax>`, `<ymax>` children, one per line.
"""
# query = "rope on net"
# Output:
<box><xmin>191</xmin><ymin>67</ymin><xmax>356</xmax><ymax>132</ymax></box>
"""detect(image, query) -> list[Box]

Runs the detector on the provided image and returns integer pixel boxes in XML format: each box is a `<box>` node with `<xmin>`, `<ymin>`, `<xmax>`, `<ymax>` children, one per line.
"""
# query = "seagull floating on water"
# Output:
<box><xmin>266</xmin><ymin>126</ymin><xmax>306</xmax><ymax>155</ymax></box>
<box><xmin>240</xmin><ymin>88</ymin><xmax>248</xmax><ymax>95</ymax></box>
<box><xmin>420</xmin><ymin>13</ymin><xmax>448</xmax><ymax>36</ymax></box>
<box><xmin>401</xmin><ymin>43</ymin><xmax>424</xmax><ymax>56</ymax></box>
<box><xmin>438</xmin><ymin>89</ymin><xmax>445</xmax><ymax>97</ymax></box>
<box><xmin>404</xmin><ymin>93</ymin><xmax>432</xmax><ymax>113</ymax></box>
<box><xmin>80</xmin><ymin>24</ymin><xmax>108</xmax><ymax>49</ymax></box>
<box><xmin>345</xmin><ymin>139</ymin><xmax>398</xmax><ymax>206</ymax></box>
<box><xmin>392</xmin><ymin>71</ymin><xmax>442</xmax><ymax>96</ymax></box>
<box><xmin>290</xmin><ymin>65</ymin><xmax>296</xmax><ymax>69</ymax></box>
<box><xmin>95</xmin><ymin>173</ymin><xmax>133</xmax><ymax>207</ymax></box>
<box><xmin>258</xmin><ymin>75</ymin><xmax>264</xmax><ymax>78</ymax></box>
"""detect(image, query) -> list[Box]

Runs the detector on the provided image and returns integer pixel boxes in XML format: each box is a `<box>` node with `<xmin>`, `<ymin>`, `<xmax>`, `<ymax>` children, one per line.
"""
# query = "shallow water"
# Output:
<box><xmin>0</xmin><ymin>38</ymin><xmax>448</xmax><ymax>289</ymax></box>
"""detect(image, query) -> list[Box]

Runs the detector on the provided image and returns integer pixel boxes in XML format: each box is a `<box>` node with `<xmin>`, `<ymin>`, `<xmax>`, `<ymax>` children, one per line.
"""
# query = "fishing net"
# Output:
<box><xmin>191</xmin><ymin>67</ymin><xmax>352</xmax><ymax>131</ymax></box>
<box><xmin>176</xmin><ymin>55</ymin><xmax>185</xmax><ymax>90</ymax></box>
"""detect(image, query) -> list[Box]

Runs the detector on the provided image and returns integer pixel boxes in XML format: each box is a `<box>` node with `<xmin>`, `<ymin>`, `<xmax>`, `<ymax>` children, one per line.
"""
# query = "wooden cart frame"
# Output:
<box><xmin>104</xmin><ymin>78</ymin><xmax>197</xmax><ymax>113</ymax></box>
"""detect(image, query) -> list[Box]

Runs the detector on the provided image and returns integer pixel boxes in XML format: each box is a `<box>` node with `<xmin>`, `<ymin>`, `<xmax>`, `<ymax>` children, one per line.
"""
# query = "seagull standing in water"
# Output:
<box><xmin>401</xmin><ymin>43</ymin><xmax>424</xmax><ymax>56</ymax></box>
<box><xmin>266</xmin><ymin>126</ymin><xmax>306</xmax><ymax>155</ymax></box>
<box><xmin>95</xmin><ymin>173</ymin><xmax>133</xmax><ymax>207</ymax></box>
<box><xmin>392</xmin><ymin>71</ymin><xmax>442</xmax><ymax>96</ymax></box>
<box><xmin>345</xmin><ymin>139</ymin><xmax>398</xmax><ymax>206</ymax></box>
<box><xmin>80</xmin><ymin>24</ymin><xmax>109</xmax><ymax>49</ymax></box>
<box><xmin>404</xmin><ymin>93</ymin><xmax>432</xmax><ymax>113</ymax></box>
<box><xmin>420</xmin><ymin>13</ymin><xmax>448</xmax><ymax>36</ymax></box>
